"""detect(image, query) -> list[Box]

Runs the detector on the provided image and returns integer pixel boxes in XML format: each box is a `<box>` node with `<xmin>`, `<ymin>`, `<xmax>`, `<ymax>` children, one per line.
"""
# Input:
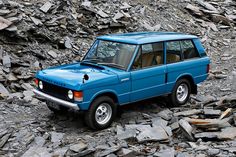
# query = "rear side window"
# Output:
<box><xmin>181</xmin><ymin>40</ymin><xmax>199</xmax><ymax>59</ymax></box>
<box><xmin>166</xmin><ymin>41</ymin><xmax>181</xmax><ymax>64</ymax></box>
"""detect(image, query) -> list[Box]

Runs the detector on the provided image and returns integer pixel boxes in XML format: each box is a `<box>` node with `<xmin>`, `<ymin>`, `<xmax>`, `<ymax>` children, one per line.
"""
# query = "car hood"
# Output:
<box><xmin>36</xmin><ymin>63</ymin><xmax>119</xmax><ymax>90</ymax></box>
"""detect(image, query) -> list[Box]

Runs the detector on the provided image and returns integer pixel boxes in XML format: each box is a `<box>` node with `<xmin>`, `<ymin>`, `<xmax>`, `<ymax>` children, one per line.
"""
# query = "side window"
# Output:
<box><xmin>132</xmin><ymin>42</ymin><xmax>164</xmax><ymax>70</ymax></box>
<box><xmin>181</xmin><ymin>40</ymin><xmax>199</xmax><ymax>59</ymax></box>
<box><xmin>141</xmin><ymin>44</ymin><xmax>154</xmax><ymax>68</ymax></box>
<box><xmin>166</xmin><ymin>41</ymin><xmax>181</xmax><ymax>64</ymax></box>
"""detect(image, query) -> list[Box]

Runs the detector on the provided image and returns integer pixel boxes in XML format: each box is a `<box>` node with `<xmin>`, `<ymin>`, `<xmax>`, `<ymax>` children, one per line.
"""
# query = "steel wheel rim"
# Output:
<box><xmin>176</xmin><ymin>83</ymin><xmax>189</xmax><ymax>102</ymax></box>
<box><xmin>95</xmin><ymin>103</ymin><xmax>112</xmax><ymax>125</ymax></box>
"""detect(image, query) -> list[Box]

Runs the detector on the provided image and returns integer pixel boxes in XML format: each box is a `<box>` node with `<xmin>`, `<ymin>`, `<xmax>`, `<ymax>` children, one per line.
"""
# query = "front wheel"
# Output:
<box><xmin>85</xmin><ymin>96</ymin><xmax>117</xmax><ymax>130</ymax></box>
<box><xmin>169</xmin><ymin>79</ymin><xmax>191</xmax><ymax>106</ymax></box>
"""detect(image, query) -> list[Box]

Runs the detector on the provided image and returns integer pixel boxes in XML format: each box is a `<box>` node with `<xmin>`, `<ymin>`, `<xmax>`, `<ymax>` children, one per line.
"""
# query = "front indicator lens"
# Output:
<box><xmin>68</xmin><ymin>90</ymin><xmax>73</xmax><ymax>99</ymax></box>
<box><xmin>34</xmin><ymin>78</ymin><xmax>39</xmax><ymax>86</ymax></box>
<box><xmin>74</xmin><ymin>91</ymin><xmax>83</xmax><ymax>102</ymax></box>
<box><xmin>39</xmin><ymin>81</ymin><xmax>43</xmax><ymax>89</ymax></box>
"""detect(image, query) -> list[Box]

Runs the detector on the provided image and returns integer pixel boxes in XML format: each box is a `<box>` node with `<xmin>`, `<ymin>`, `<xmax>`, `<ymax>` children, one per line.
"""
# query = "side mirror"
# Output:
<box><xmin>83</xmin><ymin>74</ymin><xmax>89</xmax><ymax>83</ymax></box>
<box><xmin>39</xmin><ymin>62</ymin><xmax>43</xmax><ymax>70</ymax></box>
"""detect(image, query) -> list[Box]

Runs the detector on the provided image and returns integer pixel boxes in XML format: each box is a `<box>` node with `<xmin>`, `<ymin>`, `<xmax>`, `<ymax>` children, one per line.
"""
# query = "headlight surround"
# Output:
<box><xmin>39</xmin><ymin>81</ymin><xmax>43</xmax><ymax>89</ymax></box>
<box><xmin>68</xmin><ymin>90</ymin><xmax>73</xmax><ymax>99</ymax></box>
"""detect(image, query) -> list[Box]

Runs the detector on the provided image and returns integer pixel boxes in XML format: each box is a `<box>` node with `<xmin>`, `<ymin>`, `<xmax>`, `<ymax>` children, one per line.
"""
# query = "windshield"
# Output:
<box><xmin>83</xmin><ymin>40</ymin><xmax>137</xmax><ymax>70</ymax></box>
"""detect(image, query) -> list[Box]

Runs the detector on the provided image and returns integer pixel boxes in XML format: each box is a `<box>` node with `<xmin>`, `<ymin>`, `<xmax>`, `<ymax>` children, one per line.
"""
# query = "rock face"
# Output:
<box><xmin>0</xmin><ymin>0</ymin><xmax>236</xmax><ymax>156</ymax></box>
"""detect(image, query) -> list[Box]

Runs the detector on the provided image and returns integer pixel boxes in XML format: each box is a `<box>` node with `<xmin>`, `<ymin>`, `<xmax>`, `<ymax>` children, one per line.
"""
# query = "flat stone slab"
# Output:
<box><xmin>117</xmin><ymin>125</ymin><xmax>136</xmax><ymax>141</ymax></box>
<box><xmin>218</xmin><ymin>127</ymin><xmax>236</xmax><ymax>140</ymax></box>
<box><xmin>119</xmin><ymin>124</ymin><xmax>169</xmax><ymax>143</ymax></box>
<box><xmin>0</xmin><ymin>83</ymin><xmax>9</xmax><ymax>97</ymax></box>
<box><xmin>0</xmin><ymin>16</ymin><xmax>12</xmax><ymax>30</ymax></box>
<box><xmin>40</xmin><ymin>1</ymin><xmax>53</xmax><ymax>13</ymax></box>
<box><xmin>203</xmin><ymin>107</ymin><xmax>221</xmax><ymax>116</ymax></box>
<box><xmin>207</xmin><ymin>148</ymin><xmax>220</xmax><ymax>156</ymax></box>
<box><xmin>194</xmin><ymin>132</ymin><xmax>219</xmax><ymax>140</ymax></box>
<box><xmin>154</xmin><ymin>147</ymin><xmax>175</xmax><ymax>157</ymax></box>
<box><xmin>152</xmin><ymin>117</ymin><xmax>168</xmax><ymax>127</ymax></box>
<box><xmin>50</xmin><ymin>132</ymin><xmax>64</xmax><ymax>143</ymax></box>
<box><xmin>70</xmin><ymin>142</ymin><xmax>88</xmax><ymax>152</ymax></box>
<box><xmin>22</xmin><ymin>146</ymin><xmax>52</xmax><ymax>157</ymax></box>
<box><xmin>117</xmin><ymin>148</ymin><xmax>135</xmax><ymax>157</ymax></box>
<box><xmin>187</xmin><ymin>118</ymin><xmax>231</xmax><ymax>128</ymax></box>
<box><xmin>174</xmin><ymin>109</ymin><xmax>202</xmax><ymax>117</ymax></box>
<box><xmin>179</xmin><ymin>119</ymin><xmax>194</xmax><ymax>141</ymax></box>
<box><xmin>136</xmin><ymin>125</ymin><xmax>169</xmax><ymax>143</ymax></box>
<box><xmin>221</xmin><ymin>147</ymin><xmax>236</xmax><ymax>153</ymax></box>
<box><xmin>157</xmin><ymin>109</ymin><xmax>173</xmax><ymax>121</ymax></box>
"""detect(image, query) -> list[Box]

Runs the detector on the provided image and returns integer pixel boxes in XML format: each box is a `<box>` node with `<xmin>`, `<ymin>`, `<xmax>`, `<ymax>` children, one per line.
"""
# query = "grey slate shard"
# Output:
<box><xmin>179</xmin><ymin>119</ymin><xmax>194</xmax><ymax>141</ymax></box>
<box><xmin>0</xmin><ymin>16</ymin><xmax>12</xmax><ymax>30</ymax></box>
<box><xmin>136</xmin><ymin>125</ymin><xmax>169</xmax><ymax>143</ymax></box>
<box><xmin>40</xmin><ymin>1</ymin><xmax>53</xmax><ymax>13</ymax></box>
<box><xmin>2</xmin><ymin>55</ymin><xmax>11</xmax><ymax>68</ymax></box>
<box><xmin>0</xmin><ymin>83</ymin><xmax>9</xmax><ymax>97</ymax></box>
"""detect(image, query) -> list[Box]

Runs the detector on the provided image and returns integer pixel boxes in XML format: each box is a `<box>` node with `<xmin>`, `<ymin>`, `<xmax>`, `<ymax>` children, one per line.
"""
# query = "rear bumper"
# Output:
<box><xmin>33</xmin><ymin>89</ymin><xmax>80</xmax><ymax>110</ymax></box>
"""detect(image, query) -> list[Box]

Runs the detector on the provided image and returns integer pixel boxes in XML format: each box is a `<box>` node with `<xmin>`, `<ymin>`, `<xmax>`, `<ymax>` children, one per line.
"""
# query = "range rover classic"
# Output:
<box><xmin>34</xmin><ymin>32</ymin><xmax>210</xmax><ymax>129</ymax></box>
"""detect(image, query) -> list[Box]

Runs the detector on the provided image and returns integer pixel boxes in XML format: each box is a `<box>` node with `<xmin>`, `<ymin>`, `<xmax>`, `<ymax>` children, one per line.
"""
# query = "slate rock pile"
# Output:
<box><xmin>0</xmin><ymin>94</ymin><xmax>236</xmax><ymax>156</ymax></box>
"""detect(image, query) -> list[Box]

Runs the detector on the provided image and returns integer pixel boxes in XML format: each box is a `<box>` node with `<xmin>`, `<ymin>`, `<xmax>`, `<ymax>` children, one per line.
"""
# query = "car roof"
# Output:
<box><xmin>97</xmin><ymin>32</ymin><xmax>198</xmax><ymax>44</ymax></box>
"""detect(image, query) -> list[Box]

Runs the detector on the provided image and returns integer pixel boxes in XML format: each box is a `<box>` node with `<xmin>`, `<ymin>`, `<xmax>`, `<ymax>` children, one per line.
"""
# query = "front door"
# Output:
<box><xmin>130</xmin><ymin>42</ymin><xmax>167</xmax><ymax>102</ymax></box>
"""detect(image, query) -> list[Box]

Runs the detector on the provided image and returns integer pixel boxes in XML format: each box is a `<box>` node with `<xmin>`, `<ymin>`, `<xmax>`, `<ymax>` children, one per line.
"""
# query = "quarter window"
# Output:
<box><xmin>132</xmin><ymin>42</ymin><xmax>164</xmax><ymax>70</ymax></box>
<box><xmin>166</xmin><ymin>41</ymin><xmax>181</xmax><ymax>64</ymax></box>
<box><xmin>181</xmin><ymin>40</ymin><xmax>199</xmax><ymax>59</ymax></box>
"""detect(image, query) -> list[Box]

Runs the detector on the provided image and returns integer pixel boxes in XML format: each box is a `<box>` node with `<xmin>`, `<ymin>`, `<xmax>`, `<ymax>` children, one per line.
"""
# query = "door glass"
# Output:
<box><xmin>166</xmin><ymin>41</ymin><xmax>181</xmax><ymax>64</ymax></box>
<box><xmin>141</xmin><ymin>44</ymin><xmax>154</xmax><ymax>68</ymax></box>
<box><xmin>181</xmin><ymin>40</ymin><xmax>199</xmax><ymax>59</ymax></box>
<box><xmin>132</xmin><ymin>42</ymin><xmax>164</xmax><ymax>70</ymax></box>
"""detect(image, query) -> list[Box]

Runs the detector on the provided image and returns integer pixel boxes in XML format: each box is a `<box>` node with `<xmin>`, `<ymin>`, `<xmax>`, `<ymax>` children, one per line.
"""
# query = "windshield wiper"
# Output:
<box><xmin>98</xmin><ymin>62</ymin><xmax>125</xmax><ymax>69</ymax></box>
<box><xmin>81</xmin><ymin>58</ymin><xmax>101</xmax><ymax>64</ymax></box>
<box><xmin>80</xmin><ymin>60</ymin><xmax>105</xmax><ymax>69</ymax></box>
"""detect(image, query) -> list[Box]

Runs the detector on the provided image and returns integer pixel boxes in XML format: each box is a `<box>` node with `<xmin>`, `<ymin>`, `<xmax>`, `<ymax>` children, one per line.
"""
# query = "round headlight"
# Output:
<box><xmin>39</xmin><ymin>81</ymin><xmax>43</xmax><ymax>89</ymax></box>
<box><xmin>68</xmin><ymin>90</ymin><xmax>73</xmax><ymax>99</ymax></box>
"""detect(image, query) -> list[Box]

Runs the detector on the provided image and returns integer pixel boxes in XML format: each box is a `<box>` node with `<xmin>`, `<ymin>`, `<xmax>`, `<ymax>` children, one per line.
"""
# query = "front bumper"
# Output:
<box><xmin>33</xmin><ymin>89</ymin><xmax>80</xmax><ymax>110</ymax></box>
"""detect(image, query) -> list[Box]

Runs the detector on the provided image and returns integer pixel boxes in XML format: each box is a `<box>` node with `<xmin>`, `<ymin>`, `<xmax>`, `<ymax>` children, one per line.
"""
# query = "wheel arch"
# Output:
<box><xmin>176</xmin><ymin>74</ymin><xmax>197</xmax><ymax>94</ymax></box>
<box><xmin>90</xmin><ymin>90</ymin><xmax>119</xmax><ymax>106</ymax></box>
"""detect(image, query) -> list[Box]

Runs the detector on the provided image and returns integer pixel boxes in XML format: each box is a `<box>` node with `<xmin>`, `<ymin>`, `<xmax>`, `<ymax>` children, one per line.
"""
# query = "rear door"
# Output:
<box><xmin>165</xmin><ymin>39</ymin><xmax>208</xmax><ymax>93</ymax></box>
<box><xmin>130</xmin><ymin>42</ymin><xmax>167</xmax><ymax>102</ymax></box>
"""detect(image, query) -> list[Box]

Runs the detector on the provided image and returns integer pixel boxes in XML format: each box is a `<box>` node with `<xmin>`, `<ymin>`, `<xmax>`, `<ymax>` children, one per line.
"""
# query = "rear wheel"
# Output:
<box><xmin>169</xmin><ymin>79</ymin><xmax>191</xmax><ymax>106</ymax></box>
<box><xmin>85</xmin><ymin>96</ymin><xmax>117</xmax><ymax>130</ymax></box>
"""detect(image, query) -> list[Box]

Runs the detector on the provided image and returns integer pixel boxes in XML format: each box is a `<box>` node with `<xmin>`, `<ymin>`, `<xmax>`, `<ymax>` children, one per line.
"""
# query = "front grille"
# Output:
<box><xmin>39</xmin><ymin>80</ymin><xmax>72</xmax><ymax>102</ymax></box>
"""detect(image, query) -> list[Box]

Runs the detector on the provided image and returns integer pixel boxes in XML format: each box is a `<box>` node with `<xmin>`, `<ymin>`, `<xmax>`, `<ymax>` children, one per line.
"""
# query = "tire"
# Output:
<box><xmin>169</xmin><ymin>79</ymin><xmax>191</xmax><ymax>106</ymax></box>
<box><xmin>85</xmin><ymin>96</ymin><xmax>117</xmax><ymax>130</ymax></box>
<box><xmin>46</xmin><ymin>101</ymin><xmax>67</xmax><ymax>114</ymax></box>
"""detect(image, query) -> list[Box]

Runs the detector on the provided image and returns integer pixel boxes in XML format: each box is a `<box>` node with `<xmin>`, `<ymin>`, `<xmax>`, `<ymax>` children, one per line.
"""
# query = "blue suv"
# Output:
<box><xmin>34</xmin><ymin>32</ymin><xmax>210</xmax><ymax>129</ymax></box>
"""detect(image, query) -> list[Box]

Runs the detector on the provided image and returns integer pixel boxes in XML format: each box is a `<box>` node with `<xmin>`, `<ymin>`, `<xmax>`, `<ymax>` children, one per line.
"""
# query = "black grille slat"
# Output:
<box><xmin>39</xmin><ymin>80</ymin><xmax>72</xmax><ymax>102</ymax></box>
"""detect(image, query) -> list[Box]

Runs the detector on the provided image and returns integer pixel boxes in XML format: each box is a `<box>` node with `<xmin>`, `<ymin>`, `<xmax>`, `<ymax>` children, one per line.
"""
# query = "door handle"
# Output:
<box><xmin>121</xmin><ymin>78</ymin><xmax>129</xmax><ymax>82</ymax></box>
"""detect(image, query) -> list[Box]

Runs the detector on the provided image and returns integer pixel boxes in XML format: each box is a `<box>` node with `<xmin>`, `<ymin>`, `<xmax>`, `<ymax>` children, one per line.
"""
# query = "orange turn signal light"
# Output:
<box><xmin>34</xmin><ymin>78</ymin><xmax>39</xmax><ymax>86</ymax></box>
<box><xmin>74</xmin><ymin>91</ymin><xmax>83</xmax><ymax>101</ymax></box>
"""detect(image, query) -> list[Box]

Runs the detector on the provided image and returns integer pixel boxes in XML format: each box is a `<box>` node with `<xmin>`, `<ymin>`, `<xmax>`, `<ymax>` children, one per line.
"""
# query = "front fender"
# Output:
<box><xmin>78</xmin><ymin>89</ymin><xmax>119</xmax><ymax>110</ymax></box>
